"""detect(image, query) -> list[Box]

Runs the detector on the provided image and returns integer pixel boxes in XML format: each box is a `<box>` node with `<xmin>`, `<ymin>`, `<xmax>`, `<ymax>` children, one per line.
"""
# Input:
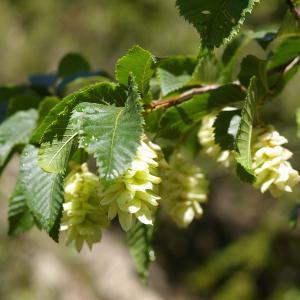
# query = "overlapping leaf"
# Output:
<box><xmin>157</xmin><ymin>56</ymin><xmax>197</xmax><ymax>96</ymax></box>
<box><xmin>38</xmin><ymin>120</ymin><xmax>78</xmax><ymax>173</ymax></box>
<box><xmin>20</xmin><ymin>145</ymin><xmax>64</xmax><ymax>241</ymax></box>
<box><xmin>58</xmin><ymin>53</ymin><xmax>91</xmax><ymax>77</ymax></box>
<box><xmin>213</xmin><ymin>109</ymin><xmax>241</xmax><ymax>151</ymax></box>
<box><xmin>268</xmin><ymin>36</ymin><xmax>300</xmax><ymax>69</ymax></box>
<box><xmin>72</xmin><ymin>76</ymin><xmax>143</xmax><ymax>182</ymax></box>
<box><xmin>0</xmin><ymin>109</ymin><xmax>38</xmax><ymax>168</ymax></box>
<box><xmin>159</xmin><ymin>84</ymin><xmax>245</xmax><ymax>137</ymax></box>
<box><xmin>8</xmin><ymin>179</ymin><xmax>34</xmax><ymax>236</ymax></box>
<box><xmin>127</xmin><ymin>222</ymin><xmax>155</xmax><ymax>281</ymax></box>
<box><xmin>37</xmin><ymin>96</ymin><xmax>60</xmax><ymax>124</ymax></box>
<box><xmin>238</xmin><ymin>55</ymin><xmax>268</xmax><ymax>89</ymax></box>
<box><xmin>235</xmin><ymin>77</ymin><xmax>258</xmax><ymax>183</ymax></box>
<box><xmin>31</xmin><ymin>82</ymin><xmax>126</xmax><ymax>144</ymax></box>
<box><xmin>192</xmin><ymin>53</ymin><xmax>221</xmax><ymax>84</ymax></box>
<box><xmin>7</xmin><ymin>90</ymin><xmax>41</xmax><ymax>116</ymax></box>
<box><xmin>116</xmin><ymin>45</ymin><xmax>156</xmax><ymax>97</ymax></box>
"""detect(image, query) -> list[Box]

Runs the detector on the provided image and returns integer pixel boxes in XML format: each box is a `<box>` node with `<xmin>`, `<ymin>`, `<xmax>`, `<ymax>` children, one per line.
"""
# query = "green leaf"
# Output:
<box><xmin>127</xmin><ymin>222</ymin><xmax>155</xmax><ymax>281</ymax></box>
<box><xmin>238</xmin><ymin>55</ymin><xmax>268</xmax><ymax>89</ymax></box>
<box><xmin>192</xmin><ymin>52</ymin><xmax>221</xmax><ymax>84</ymax></box>
<box><xmin>8</xmin><ymin>179</ymin><xmax>34</xmax><ymax>236</ymax></box>
<box><xmin>213</xmin><ymin>109</ymin><xmax>241</xmax><ymax>151</ymax></box>
<box><xmin>20</xmin><ymin>145</ymin><xmax>64</xmax><ymax>241</ymax></box>
<box><xmin>268</xmin><ymin>36</ymin><xmax>300</xmax><ymax>69</ymax></box>
<box><xmin>278</xmin><ymin>11</ymin><xmax>300</xmax><ymax>36</ymax></box>
<box><xmin>38</xmin><ymin>120</ymin><xmax>78</xmax><ymax>173</ymax></box>
<box><xmin>159</xmin><ymin>84</ymin><xmax>245</xmax><ymax>137</ymax></box>
<box><xmin>38</xmin><ymin>96</ymin><xmax>60</xmax><ymax>124</ymax></box>
<box><xmin>31</xmin><ymin>82</ymin><xmax>126</xmax><ymax>144</ymax></box>
<box><xmin>116</xmin><ymin>45</ymin><xmax>156</xmax><ymax>97</ymax></box>
<box><xmin>235</xmin><ymin>77</ymin><xmax>258</xmax><ymax>183</ymax></box>
<box><xmin>157</xmin><ymin>56</ymin><xmax>197</xmax><ymax>96</ymax></box>
<box><xmin>176</xmin><ymin>0</ymin><xmax>260</xmax><ymax>48</ymax></box>
<box><xmin>0</xmin><ymin>85</ymin><xmax>26</xmax><ymax>102</ymax></box>
<box><xmin>7</xmin><ymin>90</ymin><xmax>41</xmax><ymax>116</ymax></box>
<box><xmin>58</xmin><ymin>53</ymin><xmax>91</xmax><ymax>77</ymax></box>
<box><xmin>0</xmin><ymin>109</ymin><xmax>38</xmax><ymax>168</ymax></box>
<box><xmin>221</xmin><ymin>31</ymin><xmax>266</xmax><ymax>82</ymax></box>
<box><xmin>61</xmin><ymin>75</ymin><xmax>110</xmax><ymax>96</ymax></box>
<box><xmin>73</xmin><ymin>76</ymin><xmax>143</xmax><ymax>183</ymax></box>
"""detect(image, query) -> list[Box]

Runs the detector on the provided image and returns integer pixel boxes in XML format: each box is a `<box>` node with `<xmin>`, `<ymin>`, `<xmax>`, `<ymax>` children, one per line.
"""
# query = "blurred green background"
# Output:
<box><xmin>1</xmin><ymin>0</ymin><xmax>300</xmax><ymax>299</ymax></box>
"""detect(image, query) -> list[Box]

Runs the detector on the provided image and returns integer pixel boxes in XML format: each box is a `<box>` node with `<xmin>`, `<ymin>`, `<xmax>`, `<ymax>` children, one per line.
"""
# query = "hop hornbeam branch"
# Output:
<box><xmin>148</xmin><ymin>56</ymin><xmax>300</xmax><ymax>111</ymax></box>
<box><xmin>148</xmin><ymin>84</ymin><xmax>222</xmax><ymax>110</ymax></box>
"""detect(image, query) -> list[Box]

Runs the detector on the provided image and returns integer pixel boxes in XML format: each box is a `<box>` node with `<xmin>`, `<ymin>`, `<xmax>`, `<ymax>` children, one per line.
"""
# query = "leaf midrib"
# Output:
<box><xmin>46</xmin><ymin>132</ymin><xmax>78</xmax><ymax>168</ymax></box>
<box><xmin>106</xmin><ymin>108</ymin><xmax>124</xmax><ymax>178</ymax></box>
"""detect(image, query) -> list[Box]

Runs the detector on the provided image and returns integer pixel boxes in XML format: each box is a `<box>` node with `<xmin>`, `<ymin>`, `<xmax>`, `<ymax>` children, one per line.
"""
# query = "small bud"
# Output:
<box><xmin>252</xmin><ymin>126</ymin><xmax>300</xmax><ymax>197</ymax></box>
<box><xmin>161</xmin><ymin>153</ymin><xmax>208</xmax><ymax>228</ymax></box>
<box><xmin>101</xmin><ymin>137</ymin><xmax>161</xmax><ymax>231</ymax></box>
<box><xmin>61</xmin><ymin>163</ymin><xmax>109</xmax><ymax>251</ymax></box>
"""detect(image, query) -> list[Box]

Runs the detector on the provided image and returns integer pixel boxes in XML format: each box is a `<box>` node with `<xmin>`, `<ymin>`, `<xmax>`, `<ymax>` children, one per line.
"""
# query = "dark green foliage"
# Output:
<box><xmin>58</xmin><ymin>53</ymin><xmax>91</xmax><ymax>77</ymax></box>
<box><xmin>8</xmin><ymin>180</ymin><xmax>34</xmax><ymax>236</ymax></box>
<box><xmin>159</xmin><ymin>84</ymin><xmax>245</xmax><ymax>137</ymax></box>
<box><xmin>127</xmin><ymin>221</ymin><xmax>156</xmax><ymax>280</ymax></box>
<box><xmin>176</xmin><ymin>0</ymin><xmax>260</xmax><ymax>48</ymax></box>
<box><xmin>214</xmin><ymin>109</ymin><xmax>241</xmax><ymax>151</ymax></box>
<box><xmin>7</xmin><ymin>90</ymin><xmax>41</xmax><ymax>116</ymax></box>
<box><xmin>238</xmin><ymin>55</ymin><xmax>268</xmax><ymax>88</ymax></box>
<box><xmin>0</xmin><ymin>85</ymin><xmax>26</xmax><ymax>102</ymax></box>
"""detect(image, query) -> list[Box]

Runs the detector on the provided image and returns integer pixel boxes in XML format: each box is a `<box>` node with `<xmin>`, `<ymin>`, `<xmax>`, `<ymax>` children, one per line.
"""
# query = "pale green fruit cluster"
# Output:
<box><xmin>101</xmin><ymin>139</ymin><xmax>161</xmax><ymax>231</ymax></box>
<box><xmin>198</xmin><ymin>110</ymin><xmax>300</xmax><ymax>197</ymax></box>
<box><xmin>252</xmin><ymin>127</ymin><xmax>300</xmax><ymax>197</ymax></box>
<box><xmin>198</xmin><ymin>113</ymin><xmax>232</xmax><ymax>168</ymax></box>
<box><xmin>161</xmin><ymin>153</ymin><xmax>208</xmax><ymax>228</ymax></box>
<box><xmin>61</xmin><ymin>163</ymin><xmax>109</xmax><ymax>251</ymax></box>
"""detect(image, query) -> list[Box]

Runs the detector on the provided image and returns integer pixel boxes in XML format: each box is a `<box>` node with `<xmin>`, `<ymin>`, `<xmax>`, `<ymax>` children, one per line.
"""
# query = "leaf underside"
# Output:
<box><xmin>235</xmin><ymin>77</ymin><xmax>258</xmax><ymax>183</ymax></box>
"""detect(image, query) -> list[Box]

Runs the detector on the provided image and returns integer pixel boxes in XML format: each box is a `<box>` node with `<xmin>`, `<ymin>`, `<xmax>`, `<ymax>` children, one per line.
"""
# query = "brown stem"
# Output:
<box><xmin>286</xmin><ymin>0</ymin><xmax>300</xmax><ymax>24</ymax></box>
<box><xmin>148</xmin><ymin>84</ymin><xmax>220</xmax><ymax>110</ymax></box>
<box><xmin>147</xmin><ymin>54</ymin><xmax>300</xmax><ymax>111</ymax></box>
<box><xmin>269</xmin><ymin>55</ymin><xmax>300</xmax><ymax>91</ymax></box>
